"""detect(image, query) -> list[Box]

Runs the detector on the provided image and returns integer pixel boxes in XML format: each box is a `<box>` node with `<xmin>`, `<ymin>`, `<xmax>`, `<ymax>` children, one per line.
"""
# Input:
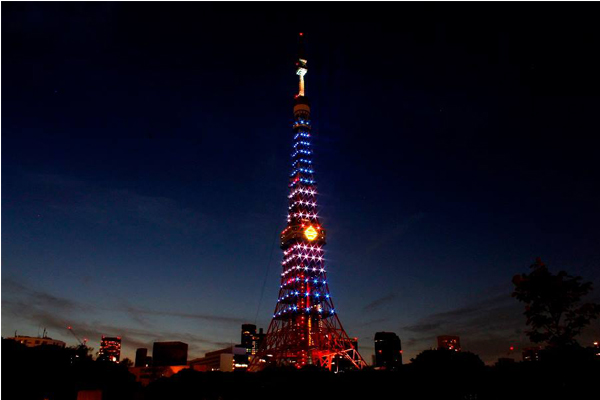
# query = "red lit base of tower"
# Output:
<box><xmin>249</xmin><ymin>312</ymin><xmax>366</xmax><ymax>371</ymax></box>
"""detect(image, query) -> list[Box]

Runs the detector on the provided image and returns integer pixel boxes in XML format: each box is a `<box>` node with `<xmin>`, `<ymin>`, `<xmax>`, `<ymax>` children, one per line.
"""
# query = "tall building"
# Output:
<box><xmin>152</xmin><ymin>341</ymin><xmax>188</xmax><ymax>366</ymax></box>
<box><xmin>437</xmin><ymin>335</ymin><xmax>461</xmax><ymax>352</ymax></box>
<box><xmin>374</xmin><ymin>332</ymin><xmax>402</xmax><ymax>370</ymax></box>
<box><xmin>241</xmin><ymin>324</ymin><xmax>257</xmax><ymax>354</ymax></box>
<box><xmin>255</xmin><ymin>328</ymin><xmax>265</xmax><ymax>351</ymax></box>
<box><xmin>98</xmin><ymin>336</ymin><xmax>121</xmax><ymax>362</ymax></box>
<box><xmin>135</xmin><ymin>348</ymin><xmax>150</xmax><ymax>367</ymax></box>
<box><xmin>241</xmin><ymin>324</ymin><xmax>266</xmax><ymax>355</ymax></box>
<box><xmin>249</xmin><ymin>33</ymin><xmax>366</xmax><ymax>371</ymax></box>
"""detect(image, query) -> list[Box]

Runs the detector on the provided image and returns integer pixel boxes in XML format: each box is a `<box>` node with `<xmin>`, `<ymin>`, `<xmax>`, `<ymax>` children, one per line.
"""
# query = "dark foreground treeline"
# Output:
<box><xmin>3</xmin><ymin>339</ymin><xmax>599</xmax><ymax>400</ymax></box>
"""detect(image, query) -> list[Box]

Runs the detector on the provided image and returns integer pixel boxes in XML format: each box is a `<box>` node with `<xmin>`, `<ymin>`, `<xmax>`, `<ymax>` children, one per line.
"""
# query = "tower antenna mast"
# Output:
<box><xmin>296</xmin><ymin>32</ymin><xmax>308</xmax><ymax>97</ymax></box>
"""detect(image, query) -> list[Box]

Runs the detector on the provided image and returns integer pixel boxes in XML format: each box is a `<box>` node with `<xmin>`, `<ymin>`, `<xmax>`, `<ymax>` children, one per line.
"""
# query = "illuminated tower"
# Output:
<box><xmin>250</xmin><ymin>34</ymin><xmax>366</xmax><ymax>371</ymax></box>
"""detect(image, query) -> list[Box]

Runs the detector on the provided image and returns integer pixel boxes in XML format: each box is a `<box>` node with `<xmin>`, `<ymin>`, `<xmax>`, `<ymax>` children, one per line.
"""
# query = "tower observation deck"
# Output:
<box><xmin>249</xmin><ymin>34</ymin><xmax>366</xmax><ymax>371</ymax></box>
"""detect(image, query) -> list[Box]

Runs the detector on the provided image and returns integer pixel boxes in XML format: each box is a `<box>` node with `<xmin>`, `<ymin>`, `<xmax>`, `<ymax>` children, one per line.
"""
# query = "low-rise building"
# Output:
<box><xmin>8</xmin><ymin>335</ymin><xmax>66</xmax><ymax>348</ymax></box>
<box><xmin>153</xmin><ymin>341</ymin><xmax>188</xmax><ymax>366</ymax></box>
<box><xmin>189</xmin><ymin>346</ymin><xmax>248</xmax><ymax>372</ymax></box>
<box><xmin>129</xmin><ymin>365</ymin><xmax>188</xmax><ymax>386</ymax></box>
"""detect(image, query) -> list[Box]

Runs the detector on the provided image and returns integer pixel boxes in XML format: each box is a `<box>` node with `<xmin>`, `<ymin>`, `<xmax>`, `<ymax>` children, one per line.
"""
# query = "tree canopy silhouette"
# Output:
<box><xmin>512</xmin><ymin>258</ymin><xmax>600</xmax><ymax>347</ymax></box>
<box><xmin>410</xmin><ymin>349</ymin><xmax>485</xmax><ymax>372</ymax></box>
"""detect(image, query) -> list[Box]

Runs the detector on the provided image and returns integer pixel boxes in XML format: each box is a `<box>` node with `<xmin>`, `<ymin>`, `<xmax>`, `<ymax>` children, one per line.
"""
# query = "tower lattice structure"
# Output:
<box><xmin>250</xmin><ymin>34</ymin><xmax>366</xmax><ymax>371</ymax></box>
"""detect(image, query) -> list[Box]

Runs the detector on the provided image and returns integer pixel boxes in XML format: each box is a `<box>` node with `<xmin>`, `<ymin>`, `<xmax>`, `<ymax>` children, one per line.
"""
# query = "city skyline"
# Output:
<box><xmin>3</xmin><ymin>3</ymin><xmax>600</xmax><ymax>365</ymax></box>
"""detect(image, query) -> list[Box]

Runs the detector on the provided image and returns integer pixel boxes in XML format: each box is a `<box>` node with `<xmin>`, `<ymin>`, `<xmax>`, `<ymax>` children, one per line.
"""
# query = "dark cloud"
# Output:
<box><xmin>400</xmin><ymin>290</ymin><xmax>526</xmax><ymax>363</ymax></box>
<box><xmin>363</xmin><ymin>294</ymin><xmax>396</xmax><ymax>312</ymax></box>
<box><xmin>2</xmin><ymin>278</ymin><xmax>243</xmax><ymax>358</ymax></box>
<box><xmin>403</xmin><ymin>293</ymin><xmax>516</xmax><ymax>332</ymax></box>
<box><xmin>363</xmin><ymin>213</ymin><xmax>427</xmax><ymax>255</ymax></box>
<box><xmin>122</xmin><ymin>304</ymin><xmax>247</xmax><ymax>326</ymax></box>
<box><xmin>28</xmin><ymin>173</ymin><xmax>213</xmax><ymax>231</ymax></box>
<box><xmin>400</xmin><ymin>289</ymin><xmax>600</xmax><ymax>364</ymax></box>
<box><xmin>404</xmin><ymin>322</ymin><xmax>442</xmax><ymax>333</ymax></box>
<box><xmin>19</xmin><ymin>305</ymin><xmax>225</xmax><ymax>357</ymax></box>
<box><xmin>358</xmin><ymin>317</ymin><xmax>391</xmax><ymax>327</ymax></box>
<box><xmin>3</xmin><ymin>277</ymin><xmax>90</xmax><ymax>313</ymax></box>
<box><xmin>404</xmin><ymin>335</ymin><xmax>438</xmax><ymax>349</ymax></box>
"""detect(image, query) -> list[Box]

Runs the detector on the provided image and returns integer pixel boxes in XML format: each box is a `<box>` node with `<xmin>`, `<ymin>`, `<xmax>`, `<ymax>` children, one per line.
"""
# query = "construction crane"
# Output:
<box><xmin>67</xmin><ymin>326</ymin><xmax>90</xmax><ymax>363</ymax></box>
<box><xmin>67</xmin><ymin>326</ymin><xmax>88</xmax><ymax>347</ymax></box>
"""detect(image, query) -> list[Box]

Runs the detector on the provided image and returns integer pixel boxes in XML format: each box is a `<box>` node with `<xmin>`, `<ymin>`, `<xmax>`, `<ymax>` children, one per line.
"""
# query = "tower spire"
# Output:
<box><xmin>249</xmin><ymin>34</ymin><xmax>366</xmax><ymax>372</ymax></box>
<box><xmin>296</xmin><ymin>33</ymin><xmax>308</xmax><ymax>97</ymax></box>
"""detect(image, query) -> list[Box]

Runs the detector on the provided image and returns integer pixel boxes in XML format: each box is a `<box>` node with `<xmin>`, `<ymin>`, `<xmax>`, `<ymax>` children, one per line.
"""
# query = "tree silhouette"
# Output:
<box><xmin>512</xmin><ymin>258</ymin><xmax>600</xmax><ymax>347</ymax></box>
<box><xmin>410</xmin><ymin>349</ymin><xmax>485</xmax><ymax>372</ymax></box>
<box><xmin>120</xmin><ymin>357</ymin><xmax>133</xmax><ymax>367</ymax></box>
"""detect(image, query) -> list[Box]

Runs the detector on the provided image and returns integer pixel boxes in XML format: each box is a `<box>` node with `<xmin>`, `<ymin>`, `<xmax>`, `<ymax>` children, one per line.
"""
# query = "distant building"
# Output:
<box><xmin>153</xmin><ymin>341</ymin><xmax>188</xmax><ymax>367</ymax></box>
<box><xmin>129</xmin><ymin>342</ymin><xmax>189</xmax><ymax>386</ymax></box>
<box><xmin>495</xmin><ymin>357</ymin><xmax>515</xmax><ymax>367</ymax></box>
<box><xmin>374</xmin><ymin>332</ymin><xmax>402</xmax><ymax>370</ymax></box>
<box><xmin>189</xmin><ymin>346</ymin><xmax>248</xmax><ymax>372</ymax></box>
<box><xmin>98</xmin><ymin>336</ymin><xmax>121</xmax><ymax>362</ymax></box>
<box><xmin>135</xmin><ymin>348</ymin><xmax>150</xmax><ymax>367</ymax></box>
<box><xmin>241</xmin><ymin>324</ymin><xmax>266</xmax><ymax>355</ymax></box>
<box><xmin>437</xmin><ymin>335</ymin><xmax>461</xmax><ymax>352</ymax></box>
<box><xmin>522</xmin><ymin>346</ymin><xmax>541</xmax><ymax>362</ymax></box>
<box><xmin>255</xmin><ymin>328</ymin><xmax>265</xmax><ymax>351</ymax></box>
<box><xmin>76</xmin><ymin>389</ymin><xmax>102</xmax><ymax>400</ymax></box>
<box><xmin>129</xmin><ymin>365</ymin><xmax>188</xmax><ymax>386</ymax></box>
<box><xmin>241</xmin><ymin>324</ymin><xmax>257</xmax><ymax>354</ymax></box>
<box><xmin>8</xmin><ymin>335</ymin><xmax>66</xmax><ymax>348</ymax></box>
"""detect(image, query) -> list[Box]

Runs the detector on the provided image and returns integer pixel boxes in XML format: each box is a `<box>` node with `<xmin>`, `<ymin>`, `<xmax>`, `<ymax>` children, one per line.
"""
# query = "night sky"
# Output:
<box><xmin>3</xmin><ymin>3</ymin><xmax>600</xmax><ymax>365</ymax></box>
